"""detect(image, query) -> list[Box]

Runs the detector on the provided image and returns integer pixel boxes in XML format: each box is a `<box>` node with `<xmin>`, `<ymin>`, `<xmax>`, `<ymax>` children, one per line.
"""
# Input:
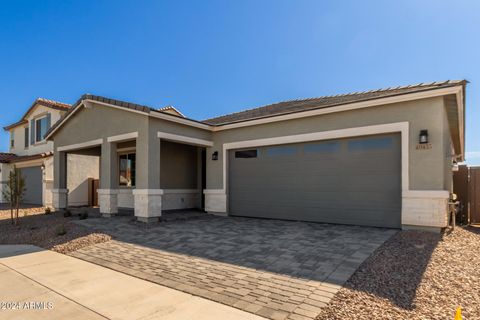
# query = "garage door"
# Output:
<box><xmin>228</xmin><ymin>133</ymin><xmax>401</xmax><ymax>228</ymax></box>
<box><xmin>19</xmin><ymin>166</ymin><xmax>43</xmax><ymax>205</ymax></box>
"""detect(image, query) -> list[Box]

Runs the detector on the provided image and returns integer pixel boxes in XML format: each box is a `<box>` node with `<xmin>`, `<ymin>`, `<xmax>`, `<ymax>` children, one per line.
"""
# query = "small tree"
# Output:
<box><xmin>1</xmin><ymin>166</ymin><xmax>26</xmax><ymax>225</ymax></box>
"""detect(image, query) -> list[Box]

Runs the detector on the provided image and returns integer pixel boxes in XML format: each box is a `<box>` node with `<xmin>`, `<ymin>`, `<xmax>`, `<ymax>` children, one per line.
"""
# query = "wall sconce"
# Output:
<box><xmin>211</xmin><ymin>151</ymin><xmax>218</xmax><ymax>161</ymax></box>
<box><xmin>419</xmin><ymin>130</ymin><xmax>429</xmax><ymax>144</ymax></box>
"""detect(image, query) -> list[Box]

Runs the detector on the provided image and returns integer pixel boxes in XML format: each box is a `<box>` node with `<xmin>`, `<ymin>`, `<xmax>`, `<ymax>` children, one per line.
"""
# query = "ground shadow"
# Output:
<box><xmin>341</xmin><ymin>229</ymin><xmax>441</xmax><ymax>310</ymax></box>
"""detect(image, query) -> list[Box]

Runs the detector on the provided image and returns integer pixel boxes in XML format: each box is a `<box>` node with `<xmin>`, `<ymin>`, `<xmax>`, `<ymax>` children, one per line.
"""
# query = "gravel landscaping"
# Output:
<box><xmin>0</xmin><ymin>206</ymin><xmax>111</xmax><ymax>254</ymax></box>
<box><xmin>317</xmin><ymin>227</ymin><xmax>480</xmax><ymax>320</ymax></box>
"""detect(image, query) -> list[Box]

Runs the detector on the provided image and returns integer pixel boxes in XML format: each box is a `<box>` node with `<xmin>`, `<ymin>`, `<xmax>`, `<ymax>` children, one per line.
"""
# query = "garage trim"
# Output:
<box><xmin>220</xmin><ymin>122</ymin><xmax>409</xmax><ymax>194</ymax></box>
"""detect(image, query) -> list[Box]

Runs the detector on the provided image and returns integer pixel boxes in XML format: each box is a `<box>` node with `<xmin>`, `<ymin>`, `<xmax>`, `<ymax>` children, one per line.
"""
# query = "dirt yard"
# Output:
<box><xmin>0</xmin><ymin>206</ymin><xmax>111</xmax><ymax>254</ymax></box>
<box><xmin>317</xmin><ymin>227</ymin><xmax>480</xmax><ymax>320</ymax></box>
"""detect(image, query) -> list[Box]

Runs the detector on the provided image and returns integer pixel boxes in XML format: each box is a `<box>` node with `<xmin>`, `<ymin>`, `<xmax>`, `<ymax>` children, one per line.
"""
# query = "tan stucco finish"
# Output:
<box><xmin>206</xmin><ymin>96</ymin><xmax>452</xmax><ymax>191</ymax></box>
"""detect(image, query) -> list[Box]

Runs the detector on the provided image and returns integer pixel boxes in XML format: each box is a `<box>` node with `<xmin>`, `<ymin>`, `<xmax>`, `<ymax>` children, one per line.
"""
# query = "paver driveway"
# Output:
<box><xmin>72</xmin><ymin>215</ymin><xmax>396</xmax><ymax>320</ymax></box>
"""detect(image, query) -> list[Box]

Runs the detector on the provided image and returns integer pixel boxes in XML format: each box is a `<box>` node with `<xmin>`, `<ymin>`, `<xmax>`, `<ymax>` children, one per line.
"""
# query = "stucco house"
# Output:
<box><xmin>45</xmin><ymin>80</ymin><xmax>466</xmax><ymax>232</ymax></box>
<box><xmin>1</xmin><ymin>98</ymin><xmax>99</xmax><ymax>207</ymax></box>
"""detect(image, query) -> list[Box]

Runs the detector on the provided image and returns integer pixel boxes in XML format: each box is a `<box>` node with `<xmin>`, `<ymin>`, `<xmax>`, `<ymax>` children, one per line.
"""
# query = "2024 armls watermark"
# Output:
<box><xmin>1</xmin><ymin>301</ymin><xmax>54</xmax><ymax>310</ymax></box>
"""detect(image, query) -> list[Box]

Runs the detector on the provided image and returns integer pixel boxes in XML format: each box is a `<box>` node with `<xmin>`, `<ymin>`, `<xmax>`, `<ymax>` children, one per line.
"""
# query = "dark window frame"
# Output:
<box><xmin>235</xmin><ymin>149</ymin><xmax>258</xmax><ymax>159</ymax></box>
<box><xmin>24</xmin><ymin>127</ymin><xmax>29</xmax><ymax>148</ymax></box>
<box><xmin>35</xmin><ymin>116</ymin><xmax>48</xmax><ymax>143</ymax></box>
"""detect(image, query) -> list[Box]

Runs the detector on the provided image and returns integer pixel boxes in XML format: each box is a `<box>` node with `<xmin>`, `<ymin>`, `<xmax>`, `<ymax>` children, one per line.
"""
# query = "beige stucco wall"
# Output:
<box><xmin>53</xmin><ymin>103</ymin><xmax>211</xmax><ymax>191</ymax></box>
<box><xmin>67</xmin><ymin>154</ymin><xmax>100</xmax><ymax>206</ymax></box>
<box><xmin>9</xmin><ymin>105</ymin><xmax>65</xmax><ymax>156</ymax></box>
<box><xmin>442</xmin><ymin>104</ymin><xmax>454</xmax><ymax>192</ymax></box>
<box><xmin>49</xmin><ymin>96</ymin><xmax>458</xmax><ymax>228</ymax></box>
<box><xmin>206</xmin><ymin>96</ymin><xmax>450</xmax><ymax>192</ymax></box>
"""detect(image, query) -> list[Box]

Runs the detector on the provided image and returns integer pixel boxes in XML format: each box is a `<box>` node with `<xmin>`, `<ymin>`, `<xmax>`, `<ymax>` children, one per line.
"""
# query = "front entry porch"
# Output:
<box><xmin>52</xmin><ymin>133</ymin><xmax>207</xmax><ymax>222</ymax></box>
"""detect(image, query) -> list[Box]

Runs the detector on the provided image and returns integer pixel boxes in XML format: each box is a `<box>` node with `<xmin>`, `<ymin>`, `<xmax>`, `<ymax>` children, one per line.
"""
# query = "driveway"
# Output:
<box><xmin>73</xmin><ymin>215</ymin><xmax>396</xmax><ymax>320</ymax></box>
<box><xmin>0</xmin><ymin>245</ymin><xmax>264</xmax><ymax>320</ymax></box>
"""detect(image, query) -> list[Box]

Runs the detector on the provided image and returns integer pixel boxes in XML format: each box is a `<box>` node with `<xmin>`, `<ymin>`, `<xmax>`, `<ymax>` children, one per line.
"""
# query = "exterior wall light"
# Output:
<box><xmin>419</xmin><ymin>130</ymin><xmax>429</xmax><ymax>144</ymax></box>
<box><xmin>212</xmin><ymin>151</ymin><xmax>218</xmax><ymax>161</ymax></box>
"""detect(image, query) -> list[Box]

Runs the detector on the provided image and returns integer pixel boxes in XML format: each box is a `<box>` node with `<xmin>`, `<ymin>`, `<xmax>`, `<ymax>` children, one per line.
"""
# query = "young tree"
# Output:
<box><xmin>1</xmin><ymin>166</ymin><xmax>26</xmax><ymax>225</ymax></box>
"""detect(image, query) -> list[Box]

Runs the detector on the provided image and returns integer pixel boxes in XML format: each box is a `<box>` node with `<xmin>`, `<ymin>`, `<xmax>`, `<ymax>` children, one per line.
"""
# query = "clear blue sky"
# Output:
<box><xmin>0</xmin><ymin>1</ymin><xmax>478</xmax><ymax>163</ymax></box>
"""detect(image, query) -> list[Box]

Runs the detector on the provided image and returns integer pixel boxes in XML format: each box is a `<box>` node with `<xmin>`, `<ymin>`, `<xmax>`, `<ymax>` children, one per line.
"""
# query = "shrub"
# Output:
<box><xmin>45</xmin><ymin>207</ymin><xmax>51</xmax><ymax>215</ymax></box>
<box><xmin>63</xmin><ymin>209</ymin><xmax>72</xmax><ymax>217</ymax></box>
<box><xmin>56</xmin><ymin>224</ymin><xmax>67</xmax><ymax>236</ymax></box>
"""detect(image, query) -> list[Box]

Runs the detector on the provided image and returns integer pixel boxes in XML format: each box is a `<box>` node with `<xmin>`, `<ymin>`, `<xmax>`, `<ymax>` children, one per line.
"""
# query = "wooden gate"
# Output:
<box><xmin>470</xmin><ymin>168</ymin><xmax>480</xmax><ymax>224</ymax></box>
<box><xmin>453</xmin><ymin>166</ymin><xmax>480</xmax><ymax>224</ymax></box>
<box><xmin>88</xmin><ymin>178</ymin><xmax>100</xmax><ymax>207</ymax></box>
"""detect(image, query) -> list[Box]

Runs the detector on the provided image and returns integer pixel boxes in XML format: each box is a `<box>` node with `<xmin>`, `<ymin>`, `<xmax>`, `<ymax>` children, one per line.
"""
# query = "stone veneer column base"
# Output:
<box><xmin>401</xmin><ymin>190</ymin><xmax>450</xmax><ymax>232</ymax></box>
<box><xmin>204</xmin><ymin>190</ymin><xmax>227</xmax><ymax>216</ymax></box>
<box><xmin>97</xmin><ymin>189</ymin><xmax>118</xmax><ymax>217</ymax></box>
<box><xmin>133</xmin><ymin>189</ymin><xmax>163</xmax><ymax>223</ymax></box>
<box><xmin>52</xmin><ymin>189</ymin><xmax>69</xmax><ymax>211</ymax></box>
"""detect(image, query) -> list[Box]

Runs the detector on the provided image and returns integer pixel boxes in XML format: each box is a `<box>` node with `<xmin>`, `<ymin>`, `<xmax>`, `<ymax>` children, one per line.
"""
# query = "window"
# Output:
<box><xmin>10</xmin><ymin>131</ymin><xmax>14</xmax><ymax>148</ymax></box>
<box><xmin>266</xmin><ymin>146</ymin><xmax>297</xmax><ymax>156</ymax></box>
<box><xmin>119</xmin><ymin>153</ymin><xmax>136</xmax><ymax>187</ymax></box>
<box><xmin>235</xmin><ymin>149</ymin><xmax>257</xmax><ymax>158</ymax></box>
<box><xmin>35</xmin><ymin>117</ymin><xmax>48</xmax><ymax>142</ymax></box>
<box><xmin>24</xmin><ymin>127</ymin><xmax>29</xmax><ymax>148</ymax></box>
<box><xmin>304</xmin><ymin>142</ymin><xmax>340</xmax><ymax>154</ymax></box>
<box><xmin>348</xmin><ymin>137</ymin><xmax>393</xmax><ymax>152</ymax></box>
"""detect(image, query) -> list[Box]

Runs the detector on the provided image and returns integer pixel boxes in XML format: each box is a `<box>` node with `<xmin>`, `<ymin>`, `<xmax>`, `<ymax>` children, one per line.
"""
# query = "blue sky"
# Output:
<box><xmin>0</xmin><ymin>0</ymin><xmax>478</xmax><ymax>163</ymax></box>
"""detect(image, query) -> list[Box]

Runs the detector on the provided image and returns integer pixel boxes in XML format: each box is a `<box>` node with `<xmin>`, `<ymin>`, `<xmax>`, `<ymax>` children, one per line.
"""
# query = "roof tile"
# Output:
<box><xmin>203</xmin><ymin>80</ymin><xmax>466</xmax><ymax>125</ymax></box>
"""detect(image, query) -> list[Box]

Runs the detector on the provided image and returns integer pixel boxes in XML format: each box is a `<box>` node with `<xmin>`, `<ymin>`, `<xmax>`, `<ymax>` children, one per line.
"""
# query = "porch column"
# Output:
<box><xmin>52</xmin><ymin>150</ymin><xmax>68</xmax><ymax>210</ymax></box>
<box><xmin>98</xmin><ymin>139</ymin><xmax>118</xmax><ymax>217</ymax></box>
<box><xmin>133</xmin><ymin>130</ymin><xmax>162</xmax><ymax>223</ymax></box>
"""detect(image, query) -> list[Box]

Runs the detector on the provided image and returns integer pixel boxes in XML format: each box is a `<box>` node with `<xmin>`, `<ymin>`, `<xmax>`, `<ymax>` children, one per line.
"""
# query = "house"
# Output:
<box><xmin>1</xmin><ymin>98</ymin><xmax>99</xmax><ymax>207</ymax></box>
<box><xmin>45</xmin><ymin>80</ymin><xmax>466</xmax><ymax>232</ymax></box>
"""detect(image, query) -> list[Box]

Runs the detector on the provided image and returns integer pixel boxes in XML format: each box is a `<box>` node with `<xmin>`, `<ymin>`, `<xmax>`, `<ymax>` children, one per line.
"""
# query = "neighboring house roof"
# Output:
<box><xmin>0</xmin><ymin>152</ymin><xmax>53</xmax><ymax>164</ymax></box>
<box><xmin>158</xmin><ymin>106</ymin><xmax>185</xmax><ymax>117</ymax></box>
<box><xmin>3</xmin><ymin>98</ymin><xmax>71</xmax><ymax>131</ymax></box>
<box><xmin>203</xmin><ymin>80</ymin><xmax>467</xmax><ymax>125</ymax></box>
<box><xmin>0</xmin><ymin>153</ymin><xmax>17</xmax><ymax>163</ymax></box>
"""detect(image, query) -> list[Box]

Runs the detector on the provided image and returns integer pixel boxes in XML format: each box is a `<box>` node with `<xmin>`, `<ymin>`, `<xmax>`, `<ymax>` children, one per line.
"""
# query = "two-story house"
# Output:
<box><xmin>1</xmin><ymin>98</ymin><xmax>100</xmax><ymax>207</ymax></box>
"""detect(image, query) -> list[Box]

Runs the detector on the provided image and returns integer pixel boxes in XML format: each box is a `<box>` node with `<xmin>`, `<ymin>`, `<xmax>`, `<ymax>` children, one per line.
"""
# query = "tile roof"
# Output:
<box><xmin>203</xmin><ymin>80</ymin><xmax>467</xmax><ymax>125</ymax></box>
<box><xmin>0</xmin><ymin>152</ymin><xmax>53</xmax><ymax>164</ymax></box>
<box><xmin>46</xmin><ymin>94</ymin><xmax>207</xmax><ymax>138</ymax></box>
<box><xmin>158</xmin><ymin>105</ymin><xmax>186</xmax><ymax>117</ymax></box>
<box><xmin>45</xmin><ymin>80</ymin><xmax>466</xmax><ymax>138</ymax></box>
<box><xmin>0</xmin><ymin>153</ymin><xmax>17</xmax><ymax>163</ymax></box>
<box><xmin>35</xmin><ymin>98</ymin><xmax>71</xmax><ymax>110</ymax></box>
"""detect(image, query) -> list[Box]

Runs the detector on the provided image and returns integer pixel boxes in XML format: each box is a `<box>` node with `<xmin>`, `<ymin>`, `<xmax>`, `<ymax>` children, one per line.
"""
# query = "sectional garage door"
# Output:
<box><xmin>19</xmin><ymin>166</ymin><xmax>43</xmax><ymax>205</ymax></box>
<box><xmin>228</xmin><ymin>133</ymin><xmax>401</xmax><ymax>228</ymax></box>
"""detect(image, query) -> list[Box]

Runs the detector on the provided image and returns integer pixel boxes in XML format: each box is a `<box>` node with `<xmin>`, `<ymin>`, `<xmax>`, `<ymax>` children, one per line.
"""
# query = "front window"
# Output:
<box><xmin>10</xmin><ymin>131</ymin><xmax>14</xmax><ymax>148</ymax></box>
<box><xmin>35</xmin><ymin>117</ymin><xmax>48</xmax><ymax>142</ymax></box>
<box><xmin>119</xmin><ymin>153</ymin><xmax>136</xmax><ymax>187</ymax></box>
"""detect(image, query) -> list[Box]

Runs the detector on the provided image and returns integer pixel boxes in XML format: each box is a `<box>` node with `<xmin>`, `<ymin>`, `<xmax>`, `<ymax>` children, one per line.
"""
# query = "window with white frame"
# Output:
<box><xmin>119</xmin><ymin>152</ymin><xmax>136</xmax><ymax>187</ymax></box>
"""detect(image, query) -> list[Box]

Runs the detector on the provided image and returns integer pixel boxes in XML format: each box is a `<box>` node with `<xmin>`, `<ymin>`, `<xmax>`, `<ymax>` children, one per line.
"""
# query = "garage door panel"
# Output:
<box><xmin>19</xmin><ymin>167</ymin><xmax>43</xmax><ymax>205</ymax></box>
<box><xmin>229</xmin><ymin>133</ymin><xmax>401</xmax><ymax>228</ymax></box>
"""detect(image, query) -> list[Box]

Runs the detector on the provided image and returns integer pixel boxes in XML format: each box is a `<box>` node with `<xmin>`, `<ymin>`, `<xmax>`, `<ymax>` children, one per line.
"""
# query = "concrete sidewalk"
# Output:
<box><xmin>0</xmin><ymin>245</ymin><xmax>265</xmax><ymax>320</ymax></box>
